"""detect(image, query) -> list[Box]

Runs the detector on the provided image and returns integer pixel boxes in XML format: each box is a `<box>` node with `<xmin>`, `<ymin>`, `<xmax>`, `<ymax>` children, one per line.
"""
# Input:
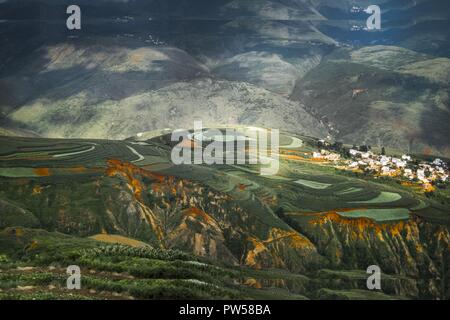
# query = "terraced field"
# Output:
<box><xmin>294</xmin><ymin>179</ymin><xmax>332</xmax><ymax>190</ymax></box>
<box><xmin>337</xmin><ymin>209</ymin><xmax>410</xmax><ymax>222</ymax></box>
<box><xmin>0</xmin><ymin>129</ymin><xmax>449</xmax><ymax>299</ymax></box>
<box><xmin>0</xmin><ymin>128</ymin><xmax>447</xmax><ymax>233</ymax></box>
<box><xmin>0</xmin><ymin>128</ymin><xmax>447</xmax><ymax>224</ymax></box>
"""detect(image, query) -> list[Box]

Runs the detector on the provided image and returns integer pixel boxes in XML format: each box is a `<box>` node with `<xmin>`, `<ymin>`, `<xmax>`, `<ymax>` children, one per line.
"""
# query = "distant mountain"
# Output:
<box><xmin>291</xmin><ymin>45</ymin><xmax>450</xmax><ymax>156</ymax></box>
<box><xmin>0</xmin><ymin>0</ymin><xmax>449</xmax><ymax>155</ymax></box>
<box><xmin>3</xmin><ymin>40</ymin><xmax>326</xmax><ymax>139</ymax></box>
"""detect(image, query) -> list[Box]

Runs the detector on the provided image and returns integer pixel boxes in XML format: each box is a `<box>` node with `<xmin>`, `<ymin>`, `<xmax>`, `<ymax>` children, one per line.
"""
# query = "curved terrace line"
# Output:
<box><xmin>52</xmin><ymin>145</ymin><xmax>96</xmax><ymax>158</ymax></box>
<box><xmin>126</xmin><ymin>145</ymin><xmax>145</xmax><ymax>162</ymax></box>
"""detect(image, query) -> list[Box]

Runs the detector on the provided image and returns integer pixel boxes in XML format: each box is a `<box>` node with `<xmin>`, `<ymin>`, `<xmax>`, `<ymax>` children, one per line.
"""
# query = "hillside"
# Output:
<box><xmin>2</xmin><ymin>39</ymin><xmax>328</xmax><ymax>140</ymax></box>
<box><xmin>0</xmin><ymin>228</ymin><xmax>406</xmax><ymax>300</ymax></box>
<box><xmin>0</xmin><ymin>131</ymin><xmax>448</xmax><ymax>299</ymax></box>
<box><xmin>291</xmin><ymin>46</ymin><xmax>450</xmax><ymax>156</ymax></box>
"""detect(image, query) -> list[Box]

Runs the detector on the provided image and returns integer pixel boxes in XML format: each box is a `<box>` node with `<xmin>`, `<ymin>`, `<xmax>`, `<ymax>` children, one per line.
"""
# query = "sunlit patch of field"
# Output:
<box><xmin>90</xmin><ymin>234</ymin><xmax>150</xmax><ymax>248</ymax></box>
<box><xmin>279</xmin><ymin>136</ymin><xmax>304</xmax><ymax>149</ymax></box>
<box><xmin>0</xmin><ymin>167</ymin><xmax>38</xmax><ymax>177</ymax></box>
<box><xmin>410</xmin><ymin>200</ymin><xmax>429</xmax><ymax>211</ymax></box>
<box><xmin>350</xmin><ymin>192</ymin><xmax>402</xmax><ymax>204</ymax></box>
<box><xmin>336</xmin><ymin>187</ymin><xmax>363</xmax><ymax>195</ymax></box>
<box><xmin>294</xmin><ymin>179</ymin><xmax>332</xmax><ymax>189</ymax></box>
<box><xmin>262</xmin><ymin>175</ymin><xmax>291</xmax><ymax>181</ymax></box>
<box><xmin>337</xmin><ymin>208</ymin><xmax>410</xmax><ymax>222</ymax></box>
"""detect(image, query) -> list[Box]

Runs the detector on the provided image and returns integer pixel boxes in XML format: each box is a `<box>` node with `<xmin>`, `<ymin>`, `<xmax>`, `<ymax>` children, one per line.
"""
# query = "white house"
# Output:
<box><xmin>349</xmin><ymin>162</ymin><xmax>359</xmax><ymax>168</ymax></box>
<box><xmin>381</xmin><ymin>166</ymin><xmax>391</xmax><ymax>175</ymax></box>
<box><xmin>433</xmin><ymin>158</ymin><xmax>444</xmax><ymax>166</ymax></box>
<box><xmin>380</xmin><ymin>156</ymin><xmax>390</xmax><ymax>166</ymax></box>
<box><xmin>402</xmin><ymin>155</ymin><xmax>412</xmax><ymax>161</ymax></box>
<box><xmin>404</xmin><ymin>169</ymin><xmax>414</xmax><ymax>180</ymax></box>
<box><xmin>392</xmin><ymin>158</ymin><xmax>406</xmax><ymax>168</ymax></box>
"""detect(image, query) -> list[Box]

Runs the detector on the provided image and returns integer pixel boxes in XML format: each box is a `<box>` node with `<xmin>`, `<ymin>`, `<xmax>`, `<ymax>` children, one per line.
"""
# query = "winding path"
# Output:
<box><xmin>53</xmin><ymin>144</ymin><xmax>96</xmax><ymax>158</ymax></box>
<box><xmin>126</xmin><ymin>145</ymin><xmax>145</xmax><ymax>163</ymax></box>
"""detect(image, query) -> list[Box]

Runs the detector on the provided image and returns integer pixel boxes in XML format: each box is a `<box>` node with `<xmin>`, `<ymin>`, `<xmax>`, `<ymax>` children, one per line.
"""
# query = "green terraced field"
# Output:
<box><xmin>294</xmin><ymin>179</ymin><xmax>332</xmax><ymax>189</ymax></box>
<box><xmin>336</xmin><ymin>187</ymin><xmax>363</xmax><ymax>195</ymax></box>
<box><xmin>350</xmin><ymin>192</ymin><xmax>402</xmax><ymax>204</ymax></box>
<box><xmin>0</xmin><ymin>132</ymin><xmax>446</xmax><ymax>225</ymax></box>
<box><xmin>337</xmin><ymin>208</ymin><xmax>410</xmax><ymax>222</ymax></box>
<box><xmin>0</xmin><ymin>130</ymin><xmax>448</xmax><ymax>300</ymax></box>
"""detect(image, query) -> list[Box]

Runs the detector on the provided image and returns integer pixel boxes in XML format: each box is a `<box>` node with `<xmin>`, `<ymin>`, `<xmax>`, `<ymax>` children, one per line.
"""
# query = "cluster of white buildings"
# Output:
<box><xmin>312</xmin><ymin>150</ymin><xmax>341</xmax><ymax>162</ymax></box>
<box><xmin>313</xmin><ymin>145</ymin><xmax>449</xmax><ymax>190</ymax></box>
<box><xmin>344</xmin><ymin>149</ymin><xmax>449</xmax><ymax>188</ymax></box>
<box><xmin>413</xmin><ymin>160</ymin><xmax>449</xmax><ymax>183</ymax></box>
<box><xmin>347</xmin><ymin>150</ymin><xmax>408</xmax><ymax>173</ymax></box>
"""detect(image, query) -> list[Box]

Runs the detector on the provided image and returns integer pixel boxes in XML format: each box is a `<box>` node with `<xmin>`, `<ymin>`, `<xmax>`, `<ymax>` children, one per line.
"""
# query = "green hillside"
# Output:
<box><xmin>0</xmin><ymin>130</ymin><xmax>448</xmax><ymax>300</ymax></box>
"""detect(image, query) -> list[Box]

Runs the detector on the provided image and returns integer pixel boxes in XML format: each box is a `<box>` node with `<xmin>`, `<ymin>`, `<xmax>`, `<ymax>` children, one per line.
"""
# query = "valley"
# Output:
<box><xmin>0</xmin><ymin>129</ymin><xmax>448</xmax><ymax>299</ymax></box>
<box><xmin>0</xmin><ymin>0</ymin><xmax>449</xmax><ymax>301</ymax></box>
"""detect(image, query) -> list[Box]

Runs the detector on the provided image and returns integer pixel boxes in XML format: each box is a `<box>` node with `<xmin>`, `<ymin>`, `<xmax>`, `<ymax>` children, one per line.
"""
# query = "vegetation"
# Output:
<box><xmin>0</xmin><ymin>132</ymin><xmax>448</xmax><ymax>300</ymax></box>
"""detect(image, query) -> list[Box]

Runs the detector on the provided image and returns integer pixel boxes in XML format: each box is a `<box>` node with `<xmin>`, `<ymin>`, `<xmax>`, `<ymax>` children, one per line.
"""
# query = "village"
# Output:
<box><xmin>312</xmin><ymin>140</ymin><xmax>449</xmax><ymax>192</ymax></box>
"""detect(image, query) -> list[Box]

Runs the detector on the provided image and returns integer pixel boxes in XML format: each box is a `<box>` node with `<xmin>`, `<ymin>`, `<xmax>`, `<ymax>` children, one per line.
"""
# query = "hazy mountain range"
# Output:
<box><xmin>0</xmin><ymin>0</ymin><xmax>449</xmax><ymax>155</ymax></box>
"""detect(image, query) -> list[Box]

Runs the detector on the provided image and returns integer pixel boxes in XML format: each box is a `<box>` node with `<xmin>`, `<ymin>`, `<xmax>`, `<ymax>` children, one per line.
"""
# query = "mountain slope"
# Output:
<box><xmin>1</xmin><ymin>0</ymin><xmax>448</xmax><ymax>156</ymax></box>
<box><xmin>9</xmin><ymin>76</ymin><xmax>327</xmax><ymax>139</ymax></box>
<box><xmin>291</xmin><ymin>46</ymin><xmax>450</xmax><ymax>156</ymax></box>
<box><xmin>0</xmin><ymin>133</ymin><xmax>448</xmax><ymax>299</ymax></box>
